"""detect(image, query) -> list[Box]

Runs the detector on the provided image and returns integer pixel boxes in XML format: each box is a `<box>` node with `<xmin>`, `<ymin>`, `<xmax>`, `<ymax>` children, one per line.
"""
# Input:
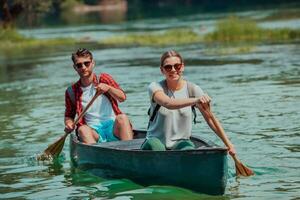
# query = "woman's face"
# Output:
<box><xmin>161</xmin><ymin>56</ymin><xmax>184</xmax><ymax>81</ymax></box>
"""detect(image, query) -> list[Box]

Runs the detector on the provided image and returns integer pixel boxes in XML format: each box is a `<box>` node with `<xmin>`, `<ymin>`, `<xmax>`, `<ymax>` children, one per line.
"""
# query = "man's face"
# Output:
<box><xmin>73</xmin><ymin>56</ymin><xmax>95</xmax><ymax>78</ymax></box>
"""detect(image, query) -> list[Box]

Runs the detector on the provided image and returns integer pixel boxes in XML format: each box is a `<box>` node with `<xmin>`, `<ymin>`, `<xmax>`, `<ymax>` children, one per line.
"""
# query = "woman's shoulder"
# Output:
<box><xmin>148</xmin><ymin>80</ymin><xmax>165</xmax><ymax>92</ymax></box>
<box><xmin>185</xmin><ymin>80</ymin><xmax>205</xmax><ymax>96</ymax></box>
<box><xmin>149</xmin><ymin>80</ymin><xmax>165</xmax><ymax>87</ymax></box>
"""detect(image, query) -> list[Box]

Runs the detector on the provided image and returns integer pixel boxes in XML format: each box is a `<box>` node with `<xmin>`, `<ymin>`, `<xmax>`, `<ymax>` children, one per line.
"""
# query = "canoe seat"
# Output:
<box><xmin>95</xmin><ymin>138</ymin><xmax>145</xmax><ymax>150</ymax></box>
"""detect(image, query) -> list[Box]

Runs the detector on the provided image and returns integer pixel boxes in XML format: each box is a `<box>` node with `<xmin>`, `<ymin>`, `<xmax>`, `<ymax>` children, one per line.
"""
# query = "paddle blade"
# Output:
<box><xmin>233</xmin><ymin>155</ymin><xmax>254</xmax><ymax>177</ymax></box>
<box><xmin>38</xmin><ymin>134</ymin><xmax>68</xmax><ymax>161</ymax></box>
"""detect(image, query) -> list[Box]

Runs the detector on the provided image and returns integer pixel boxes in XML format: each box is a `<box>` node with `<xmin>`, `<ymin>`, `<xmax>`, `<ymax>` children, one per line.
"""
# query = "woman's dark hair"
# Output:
<box><xmin>71</xmin><ymin>48</ymin><xmax>93</xmax><ymax>63</ymax></box>
<box><xmin>160</xmin><ymin>50</ymin><xmax>183</xmax><ymax>67</ymax></box>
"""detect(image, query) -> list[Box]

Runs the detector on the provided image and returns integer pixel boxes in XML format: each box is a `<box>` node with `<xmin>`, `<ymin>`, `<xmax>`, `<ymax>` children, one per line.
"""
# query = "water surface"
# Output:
<box><xmin>1</xmin><ymin>6</ymin><xmax>300</xmax><ymax>200</ymax></box>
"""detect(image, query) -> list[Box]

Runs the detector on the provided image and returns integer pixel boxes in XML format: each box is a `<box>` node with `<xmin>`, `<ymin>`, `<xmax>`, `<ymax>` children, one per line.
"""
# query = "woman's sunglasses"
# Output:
<box><xmin>162</xmin><ymin>63</ymin><xmax>182</xmax><ymax>72</ymax></box>
<box><xmin>75</xmin><ymin>61</ymin><xmax>92</xmax><ymax>69</ymax></box>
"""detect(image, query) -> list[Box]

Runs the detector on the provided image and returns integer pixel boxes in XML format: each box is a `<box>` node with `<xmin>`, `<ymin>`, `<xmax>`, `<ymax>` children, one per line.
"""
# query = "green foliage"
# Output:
<box><xmin>0</xmin><ymin>29</ymin><xmax>26</xmax><ymax>42</ymax></box>
<box><xmin>60</xmin><ymin>0</ymin><xmax>83</xmax><ymax>10</ymax></box>
<box><xmin>14</xmin><ymin>0</ymin><xmax>53</xmax><ymax>14</ymax></box>
<box><xmin>101</xmin><ymin>17</ymin><xmax>300</xmax><ymax>48</ymax></box>
<box><xmin>205</xmin><ymin>16</ymin><xmax>300</xmax><ymax>43</ymax></box>
<box><xmin>101</xmin><ymin>29</ymin><xmax>201</xmax><ymax>46</ymax></box>
<box><xmin>0</xmin><ymin>28</ymin><xmax>76</xmax><ymax>53</ymax></box>
<box><xmin>205</xmin><ymin>17</ymin><xmax>263</xmax><ymax>42</ymax></box>
<box><xmin>1</xmin><ymin>16</ymin><xmax>300</xmax><ymax>56</ymax></box>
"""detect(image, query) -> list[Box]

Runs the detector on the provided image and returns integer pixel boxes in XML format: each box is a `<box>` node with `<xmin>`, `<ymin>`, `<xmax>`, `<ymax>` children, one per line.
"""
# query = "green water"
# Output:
<box><xmin>1</xmin><ymin>5</ymin><xmax>300</xmax><ymax>200</ymax></box>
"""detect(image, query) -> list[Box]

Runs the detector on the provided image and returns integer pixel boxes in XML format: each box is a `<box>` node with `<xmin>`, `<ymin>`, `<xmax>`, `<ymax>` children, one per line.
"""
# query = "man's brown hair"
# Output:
<box><xmin>71</xmin><ymin>48</ymin><xmax>93</xmax><ymax>64</ymax></box>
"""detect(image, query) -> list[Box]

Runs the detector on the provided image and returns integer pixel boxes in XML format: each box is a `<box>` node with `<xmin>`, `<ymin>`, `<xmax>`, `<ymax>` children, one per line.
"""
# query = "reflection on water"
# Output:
<box><xmin>1</xmin><ymin>5</ymin><xmax>300</xmax><ymax>200</ymax></box>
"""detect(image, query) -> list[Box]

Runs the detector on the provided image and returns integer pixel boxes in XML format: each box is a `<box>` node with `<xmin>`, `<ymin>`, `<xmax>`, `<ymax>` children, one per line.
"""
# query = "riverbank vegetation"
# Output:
<box><xmin>0</xmin><ymin>29</ymin><xmax>77</xmax><ymax>54</ymax></box>
<box><xmin>204</xmin><ymin>17</ymin><xmax>300</xmax><ymax>43</ymax></box>
<box><xmin>1</xmin><ymin>16</ymin><xmax>300</xmax><ymax>54</ymax></box>
<box><xmin>101</xmin><ymin>29</ymin><xmax>201</xmax><ymax>46</ymax></box>
<box><xmin>101</xmin><ymin>17</ymin><xmax>300</xmax><ymax>47</ymax></box>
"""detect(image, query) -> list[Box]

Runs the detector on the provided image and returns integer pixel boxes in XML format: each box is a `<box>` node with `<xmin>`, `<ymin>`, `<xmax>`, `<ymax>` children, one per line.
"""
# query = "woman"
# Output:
<box><xmin>142</xmin><ymin>50</ymin><xmax>236</xmax><ymax>155</ymax></box>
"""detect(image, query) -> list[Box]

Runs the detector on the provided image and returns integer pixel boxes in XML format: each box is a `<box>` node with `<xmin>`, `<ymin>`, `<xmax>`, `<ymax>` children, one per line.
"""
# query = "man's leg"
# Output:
<box><xmin>77</xmin><ymin>125</ymin><xmax>99</xmax><ymax>144</ymax></box>
<box><xmin>113</xmin><ymin>114</ymin><xmax>133</xmax><ymax>140</ymax></box>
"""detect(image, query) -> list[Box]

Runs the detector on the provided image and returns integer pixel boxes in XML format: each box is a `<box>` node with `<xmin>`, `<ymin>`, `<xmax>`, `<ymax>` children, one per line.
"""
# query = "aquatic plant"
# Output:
<box><xmin>101</xmin><ymin>16</ymin><xmax>300</xmax><ymax>47</ymax></box>
<box><xmin>0</xmin><ymin>28</ymin><xmax>76</xmax><ymax>54</ymax></box>
<box><xmin>101</xmin><ymin>29</ymin><xmax>202</xmax><ymax>46</ymax></box>
<box><xmin>2</xmin><ymin>16</ymin><xmax>300</xmax><ymax>55</ymax></box>
<box><xmin>205</xmin><ymin>16</ymin><xmax>300</xmax><ymax>43</ymax></box>
<box><xmin>0</xmin><ymin>28</ymin><xmax>25</xmax><ymax>42</ymax></box>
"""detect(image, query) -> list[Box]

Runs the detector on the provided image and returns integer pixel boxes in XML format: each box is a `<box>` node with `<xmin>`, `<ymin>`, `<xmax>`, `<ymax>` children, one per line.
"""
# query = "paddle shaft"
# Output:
<box><xmin>67</xmin><ymin>92</ymin><xmax>101</xmax><ymax>134</ymax></box>
<box><xmin>40</xmin><ymin>92</ymin><xmax>101</xmax><ymax>160</ymax></box>
<box><xmin>207</xmin><ymin>108</ymin><xmax>254</xmax><ymax>175</ymax></box>
<box><xmin>206</xmin><ymin>110</ymin><xmax>233</xmax><ymax>151</ymax></box>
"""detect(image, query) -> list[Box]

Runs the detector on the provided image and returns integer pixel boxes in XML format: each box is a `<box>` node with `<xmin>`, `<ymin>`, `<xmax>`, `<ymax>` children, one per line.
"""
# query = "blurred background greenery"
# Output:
<box><xmin>1</xmin><ymin>0</ymin><xmax>300</xmax><ymax>53</ymax></box>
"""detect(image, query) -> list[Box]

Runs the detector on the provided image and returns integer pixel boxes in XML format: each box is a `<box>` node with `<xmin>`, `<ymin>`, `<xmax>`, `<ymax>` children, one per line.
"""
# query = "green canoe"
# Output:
<box><xmin>70</xmin><ymin>130</ymin><xmax>228</xmax><ymax>195</ymax></box>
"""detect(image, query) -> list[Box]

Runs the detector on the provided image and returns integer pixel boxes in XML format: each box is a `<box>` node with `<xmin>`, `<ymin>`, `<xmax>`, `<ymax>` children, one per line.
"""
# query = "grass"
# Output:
<box><xmin>101</xmin><ymin>29</ymin><xmax>202</xmax><ymax>46</ymax></box>
<box><xmin>204</xmin><ymin>16</ymin><xmax>300</xmax><ymax>43</ymax></box>
<box><xmin>101</xmin><ymin>16</ymin><xmax>300</xmax><ymax>47</ymax></box>
<box><xmin>0</xmin><ymin>28</ymin><xmax>25</xmax><ymax>42</ymax></box>
<box><xmin>0</xmin><ymin>28</ymin><xmax>77</xmax><ymax>54</ymax></box>
<box><xmin>1</xmin><ymin>16</ymin><xmax>300</xmax><ymax>55</ymax></box>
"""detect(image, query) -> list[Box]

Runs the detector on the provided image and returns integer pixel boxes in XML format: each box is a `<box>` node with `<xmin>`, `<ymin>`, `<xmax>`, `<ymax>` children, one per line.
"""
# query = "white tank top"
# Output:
<box><xmin>81</xmin><ymin>84</ymin><xmax>115</xmax><ymax>126</ymax></box>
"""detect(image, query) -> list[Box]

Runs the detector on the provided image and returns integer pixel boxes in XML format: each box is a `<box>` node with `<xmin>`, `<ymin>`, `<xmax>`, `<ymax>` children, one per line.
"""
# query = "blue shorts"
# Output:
<box><xmin>91</xmin><ymin>119</ymin><xmax>118</xmax><ymax>143</ymax></box>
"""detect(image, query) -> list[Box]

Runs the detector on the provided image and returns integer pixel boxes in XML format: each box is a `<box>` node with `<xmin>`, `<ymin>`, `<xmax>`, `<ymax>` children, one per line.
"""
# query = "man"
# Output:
<box><xmin>64</xmin><ymin>48</ymin><xmax>133</xmax><ymax>144</ymax></box>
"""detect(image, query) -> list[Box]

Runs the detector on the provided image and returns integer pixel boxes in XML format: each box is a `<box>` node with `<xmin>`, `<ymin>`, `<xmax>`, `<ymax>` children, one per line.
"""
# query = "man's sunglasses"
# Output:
<box><xmin>162</xmin><ymin>63</ymin><xmax>182</xmax><ymax>72</ymax></box>
<box><xmin>75</xmin><ymin>61</ymin><xmax>92</xmax><ymax>69</ymax></box>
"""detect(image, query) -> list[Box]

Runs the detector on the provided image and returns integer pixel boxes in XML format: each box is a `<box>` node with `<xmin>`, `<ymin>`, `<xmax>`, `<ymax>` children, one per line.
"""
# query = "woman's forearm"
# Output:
<box><xmin>159</xmin><ymin>97</ymin><xmax>199</xmax><ymax>110</ymax></box>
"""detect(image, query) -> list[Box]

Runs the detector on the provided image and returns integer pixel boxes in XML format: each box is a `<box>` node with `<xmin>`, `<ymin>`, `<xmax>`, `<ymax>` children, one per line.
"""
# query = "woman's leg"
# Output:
<box><xmin>172</xmin><ymin>139</ymin><xmax>195</xmax><ymax>150</ymax></box>
<box><xmin>141</xmin><ymin>137</ymin><xmax>166</xmax><ymax>151</ymax></box>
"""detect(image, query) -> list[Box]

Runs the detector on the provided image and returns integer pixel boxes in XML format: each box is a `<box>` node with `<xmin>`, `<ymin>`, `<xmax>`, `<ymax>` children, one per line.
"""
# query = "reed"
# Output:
<box><xmin>0</xmin><ymin>28</ymin><xmax>25</xmax><ymax>42</ymax></box>
<box><xmin>0</xmin><ymin>28</ymin><xmax>76</xmax><ymax>52</ymax></box>
<box><xmin>102</xmin><ymin>16</ymin><xmax>300</xmax><ymax>47</ymax></box>
<box><xmin>2</xmin><ymin>17</ymin><xmax>300</xmax><ymax>53</ymax></box>
<box><xmin>101</xmin><ymin>29</ymin><xmax>201</xmax><ymax>46</ymax></box>
<box><xmin>205</xmin><ymin>16</ymin><xmax>300</xmax><ymax>43</ymax></box>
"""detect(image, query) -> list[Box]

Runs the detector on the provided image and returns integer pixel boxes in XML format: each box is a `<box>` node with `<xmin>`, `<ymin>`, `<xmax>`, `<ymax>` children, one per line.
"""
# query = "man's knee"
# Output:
<box><xmin>77</xmin><ymin>125</ymin><xmax>94</xmax><ymax>138</ymax></box>
<box><xmin>77</xmin><ymin>125</ymin><xmax>87</xmax><ymax>136</ymax></box>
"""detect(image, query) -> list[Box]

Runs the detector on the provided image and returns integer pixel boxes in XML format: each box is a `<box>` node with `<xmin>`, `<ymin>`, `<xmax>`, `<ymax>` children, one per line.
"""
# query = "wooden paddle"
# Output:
<box><xmin>38</xmin><ymin>92</ymin><xmax>101</xmax><ymax>161</ymax></box>
<box><xmin>208</xmin><ymin>110</ymin><xmax>254</xmax><ymax>177</ymax></box>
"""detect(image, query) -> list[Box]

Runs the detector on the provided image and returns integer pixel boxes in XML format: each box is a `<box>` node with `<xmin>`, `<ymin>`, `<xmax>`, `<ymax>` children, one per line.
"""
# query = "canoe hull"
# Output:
<box><xmin>70</xmin><ymin>131</ymin><xmax>228</xmax><ymax>195</ymax></box>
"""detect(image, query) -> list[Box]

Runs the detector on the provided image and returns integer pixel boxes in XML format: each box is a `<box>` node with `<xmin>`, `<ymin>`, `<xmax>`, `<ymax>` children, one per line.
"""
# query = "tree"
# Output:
<box><xmin>0</xmin><ymin>0</ymin><xmax>23</xmax><ymax>28</ymax></box>
<box><xmin>0</xmin><ymin>0</ymin><xmax>53</xmax><ymax>28</ymax></box>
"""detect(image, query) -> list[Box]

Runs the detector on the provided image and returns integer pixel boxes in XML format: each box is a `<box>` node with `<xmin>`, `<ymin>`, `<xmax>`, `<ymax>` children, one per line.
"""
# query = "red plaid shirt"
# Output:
<box><xmin>65</xmin><ymin>73</ymin><xmax>124</xmax><ymax>128</ymax></box>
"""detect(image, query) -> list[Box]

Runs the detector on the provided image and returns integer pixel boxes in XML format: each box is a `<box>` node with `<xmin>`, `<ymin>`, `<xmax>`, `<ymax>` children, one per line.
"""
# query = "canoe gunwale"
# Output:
<box><xmin>70</xmin><ymin>130</ymin><xmax>228</xmax><ymax>153</ymax></box>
